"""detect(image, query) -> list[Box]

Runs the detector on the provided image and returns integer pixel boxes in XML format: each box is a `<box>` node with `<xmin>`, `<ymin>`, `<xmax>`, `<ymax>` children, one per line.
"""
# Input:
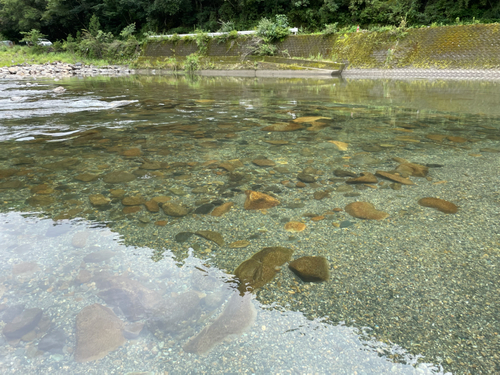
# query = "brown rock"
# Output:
<box><xmin>234</xmin><ymin>247</ymin><xmax>293</xmax><ymax>293</ymax></box>
<box><xmin>211</xmin><ymin>202</ymin><xmax>234</xmax><ymax>217</ymax></box>
<box><xmin>145</xmin><ymin>200</ymin><xmax>160</xmax><ymax>212</ymax></box>
<box><xmin>195</xmin><ymin>231</ymin><xmax>225</xmax><ymax>246</ymax></box>
<box><xmin>12</xmin><ymin>262</ymin><xmax>40</xmax><ymax>275</ymax></box>
<box><xmin>162</xmin><ymin>202</ymin><xmax>189</xmax><ymax>217</ymax></box>
<box><xmin>102</xmin><ymin>171</ymin><xmax>136</xmax><ymax>184</ymax></box>
<box><xmin>76</xmin><ymin>270</ymin><xmax>92</xmax><ymax>284</ymax></box>
<box><xmin>152</xmin><ymin>196</ymin><xmax>171</xmax><ymax>204</ymax></box>
<box><xmin>121</xmin><ymin>196</ymin><xmax>145</xmax><ymax>206</ymax></box>
<box><xmin>74</xmin><ymin>173</ymin><xmax>98</xmax><ymax>182</ymax></box>
<box><xmin>121</xmin><ymin>148</ymin><xmax>142</xmax><ymax>157</ymax></box>
<box><xmin>346</xmin><ymin>172</ymin><xmax>378</xmax><ymax>184</ymax></box>
<box><xmin>75</xmin><ymin>304</ymin><xmax>125</xmax><ymax>362</ymax></box>
<box><xmin>0</xmin><ymin>180</ymin><xmax>24</xmax><ymax>189</ymax></box>
<box><xmin>313</xmin><ymin>191</ymin><xmax>330</xmax><ymax>200</ymax></box>
<box><xmin>26</xmin><ymin>195</ymin><xmax>55</xmax><ymax>207</ymax></box>
<box><xmin>0</xmin><ymin>168</ymin><xmax>18</xmax><ymax>179</ymax></box>
<box><xmin>418</xmin><ymin>197</ymin><xmax>458</xmax><ymax>214</ymax></box>
<box><xmin>289</xmin><ymin>256</ymin><xmax>329</xmax><ymax>282</ymax></box>
<box><xmin>89</xmin><ymin>194</ymin><xmax>110</xmax><ymax>207</ymax></box>
<box><xmin>252</xmin><ymin>158</ymin><xmax>276</xmax><ymax>167</ymax></box>
<box><xmin>228</xmin><ymin>240</ymin><xmax>250</xmax><ymax>248</ymax></box>
<box><xmin>183</xmin><ymin>291</ymin><xmax>256</xmax><ymax>354</ymax></box>
<box><xmin>261</xmin><ymin>122</ymin><xmax>304</xmax><ymax>132</ymax></box>
<box><xmin>109</xmin><ymin>189</ymin><xmax>126</xmax><ymax>198</ymax></box>
<box><xmin>154</xmin><ymin>220</ymin><xmax>168</xmax><ymax>226</ymax></box>
<box><xmin>447</xmin><ymin>136</ymin><xmax>467</xmax><ymax>143</ymax></box>
<box><xmin>2</xmin><ymin>308</ymin><xmax>43</xmax><ymax>340</ymax></box>
<box><xmin>72</xmin><ymin>231</ymin><xmax>89</xmax><ymax>248</ymax></box>
<box><xmin>293</xmin><ymin>116</ymin><xmax>330</xmax><ymax>123</ymax></box>
<box><xmin>375</xmin><ymin>171</ymin><xmax>414</xmax><ymax>185</ymax></box>
<box><xmin>396</xmin><ymin>163</ymin><xmax>429</xmax><ymax>177</ymax></box>
<box><xmin>284</xmin><ymin>221</ymin><xmax>306</xmax><ymax>232</ymax></box>
<box><xmin>122</xmin><ymin>206</ymin><xmax>142</xmax><ymax>214</ymax></box>
<box><xmin>244</xmin><ymin>190</ymin><xmax>280</xmax><ymax>210</ymax></box>
<box><xmin>345</xmin><ymin>202</ymin><xmax>389</xmax><ymax>220</ymax></box>
<box><xmin>426</xmin><ymin>134</ymin><xmax>446</xmax><ymax>142</ymax></box>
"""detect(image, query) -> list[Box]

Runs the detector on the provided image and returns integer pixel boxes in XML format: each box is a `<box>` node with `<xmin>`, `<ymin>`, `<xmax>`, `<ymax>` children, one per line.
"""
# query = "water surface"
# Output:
<box><xmin>1</xmin><ymin>75</ymin><xmax>500</xmax><ymax>374</ymax></box>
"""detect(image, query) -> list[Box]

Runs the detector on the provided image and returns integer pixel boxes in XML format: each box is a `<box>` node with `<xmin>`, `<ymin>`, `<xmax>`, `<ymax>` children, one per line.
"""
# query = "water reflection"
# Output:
<box><xmin>0</xmin><ymin>213</ymin><xmax>444</xmax><ymax>374</ymax></box>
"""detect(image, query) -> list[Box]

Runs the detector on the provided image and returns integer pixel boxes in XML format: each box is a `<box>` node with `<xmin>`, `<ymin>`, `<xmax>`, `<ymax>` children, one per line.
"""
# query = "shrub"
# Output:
<box><xmin>184</xmin><ymin>53</ymin><xmax>200</xmax><ymax>72</ymax></box>
<box><xmin>256</xmin><ymin>14</ymin><xmax>290</xmax><ymax>42</ymax></box>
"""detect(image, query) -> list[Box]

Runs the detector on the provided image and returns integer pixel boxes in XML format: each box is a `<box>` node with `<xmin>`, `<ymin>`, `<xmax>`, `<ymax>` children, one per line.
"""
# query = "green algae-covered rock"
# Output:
<box><xmin>234</xmin><ymin>246</ymin><xmax>294</xmax><ymax>293</ymax></box>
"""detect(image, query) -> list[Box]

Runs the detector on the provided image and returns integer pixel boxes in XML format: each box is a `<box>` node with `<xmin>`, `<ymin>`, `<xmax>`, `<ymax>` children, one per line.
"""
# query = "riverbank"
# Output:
<box><xmin>0</xmin><ymin>62</ymin><xmax>133</xmax><ymax>79</ymax></box>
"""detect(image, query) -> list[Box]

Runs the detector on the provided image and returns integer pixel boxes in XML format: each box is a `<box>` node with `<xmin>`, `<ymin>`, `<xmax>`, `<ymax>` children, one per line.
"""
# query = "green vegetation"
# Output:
<box><xmin>0</xmin><ymin>0</ymin><xmax>499</xmax><ymax>43</ymax></box>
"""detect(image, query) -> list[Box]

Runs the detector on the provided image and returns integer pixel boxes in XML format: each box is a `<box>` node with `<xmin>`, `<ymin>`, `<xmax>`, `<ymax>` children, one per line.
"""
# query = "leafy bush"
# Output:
<box><xmin>256</xmin><ymin>14</ymin><xmax>290</xmax><ymax>42</ymax></box>
<box><xmin>322</xmin><ymin>23</ymin><xmax>338</xmax><ymax>35</ymax></box>
<box><xmin>20</xmin><ymin>29</ymin><xmax>46</xmax><ymax>46</ymax></box>
<box><xmin>184</xmin><ymin>53</ymin><xmax>200</xmax><ymax>72</ymax></box>
<box><xmin>256</xmin><ymin>43</ymin><xmax>277</xmax><ymax>56</ymax></box>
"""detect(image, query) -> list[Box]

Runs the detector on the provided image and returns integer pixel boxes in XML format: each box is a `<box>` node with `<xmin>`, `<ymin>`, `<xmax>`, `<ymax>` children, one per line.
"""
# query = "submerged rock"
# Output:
<box><xmin>162</xmin><ymin>202</ymin><xmax>189</xmax><ymax>217</ymax></box>
<box><xmin>183</xmin><ymin>291</ymin><xmax>256</xmax><ymax>355</ymax></box>
<box><xmin>103</xmin><ymin>171</ymin><xmax>136</xmax><ymax>184</ymax></box>
<box><xmin>289</xmin><ymin>256</ymin><xmax>329</xmax><ymax>282</ymax></box>
<box><xmin>234</xmin><ymin>247</ymin><xmax>294</xmax><ymax>293</ymax></box>
<box><xmin>2</xmin><ymin>308</ymin><xmax>43</xmax><ymax>340</ymax></box>
<box><xmin>244</xmin><ymin>190</ymin><xmax>280</xmax><ymax>210</ymax></box>
<box><xmin>418</xmin><ymin>197</ymin><xmax>458</xmax><ymax>214</ymax></box>
<box><xmin>195</xmin><ymin>230</ymin><xmax>225</xmax><ymax>246</ymax></box>
<box><xmin>345</xmin><ymin>202</ymin><xmax>389</xmax><ymax>220</ymax></box>
<box><xmin>74</xmin><ymin>304</ymin><xmax>125</xmax><ymax>362</ymax></box>
<box><xmin>284</xmin><ymin>221</ymin><xmax>306</xmax><ymax>232</ymax></box>
<box><xmin>38</xmin><ymin>329</ymin><xmax>67</xmax><ymax>354</ymax></box>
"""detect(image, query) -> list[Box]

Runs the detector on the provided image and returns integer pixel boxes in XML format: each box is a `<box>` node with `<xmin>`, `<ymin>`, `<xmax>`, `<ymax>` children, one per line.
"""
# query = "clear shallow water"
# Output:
<box><xmin>0</xmin><ymin>75</ymin><xmax>499</xmax><ymax>374</ymax></box>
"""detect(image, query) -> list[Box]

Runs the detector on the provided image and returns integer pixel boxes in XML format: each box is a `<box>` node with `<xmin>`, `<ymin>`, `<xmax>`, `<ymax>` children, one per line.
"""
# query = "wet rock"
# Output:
<box><xmin>121</xmin><ymin>148</ymin><xmax>142</xmax><ymax>157</ymax></box>
<box><xmin>122</xmin><ymin>322</ymin><xmax>145</xmax><ymax>339</ymax></box>
<box><xmin>313</xmin><ymin>191</ymin><xmax>330</xmax><ymax>200</ymax></box>
<box><xmin>152</xmin><ymin>196</ymin><xmax>171</xmax><ymax>204</ymax></box>
<box><xmin>26</xmin><ymin>195</ymin><xmax>55</xmax><ymax>207</ymax></box>
<box><xmin>0</xmin><ymin>180</ymin><xmax>24</xmax><ymax>189</ymax></box>
<box><xmin>286</xmin><ymin>202</ymin><xmax>305</xmax><ymax>209</ymax></box>
<box><xmin>192</xmin><ymin>186</ymin><xmax>209</xmax><ymax>194</ymax></box>
<box><xmin>447</xmin><ymin>136</ymin><xmax>467</xmax><ymax>143</ymax></box>
<box><xmin>103</xmin><ymin>171</ymin><xmax>136</xmax><ymax>184</ymax></box>
<box><xmin>346</xmin><ymin>172</ymin><xmax>378</xmax><ymax>184</ymax></box>
<box><xmin>284</xmin><ymin>222</ymin><xmax>306</xmax><ymax>232</ymax></box>
<box><xmin>75</xmin><ymin>304</ymin><xmax>125</xmax><ymax>362</ymax></box>
<box><xmin>0</xmin><ymin>168</ymin><xmax>18</xmax><ymax>179</ymax></box>
<box><xmin>13</xmin><ymin>157</ymin><xmax>34</xmax><ymax>165</ymax></box>
<box><xmin>162</xmin><ymin>202</ymin><xmax>189</xmax><ymax>217</ymax></box>
<box><xmin>2</xmin><ymin>308</ymin><xmax>43</xmax><ymax>339</ymax></box>
<box><xmin>175</xmin><ymin>232</ymin><xmax>194</xmax><ymax>243</ymax></box>
<box><xmin>147</xmin><ymin>291</ymin><xmax>201</xmax><ymax>339</ymax></box>
<box><xmin>345</xmin><ymin>202</ymin><xmax>389</xmax><ymax>220</ymax></box>
<box><xmin>96</xmin><ymin>275</ymin><xmax>162</xmax><ymax>321</ymax></box>
<box><xmin>83</xmin><ymin>250</ymin><xmax>116</xmax><ymax>263</ymax></box>
<box><xmin>234</xmin><ymin>246</ymin><xmax>294</xmax><ymax>293</ymax></box>
<box><xmin>123</xmin><ymin>206</ymin><xmax>141</xmax><ymax>214</ymax></box>
<box><xmin>362</xmin><ymin>144</ymin><xmax>383</xmax><ymax>152</ymax></box>
<box><xmin>211</xmin><ymin>202</ymin><xmax>234</xmax><ymax>217</ymax></box>
<box><xmin>261</xmin><ymin>122</ymin><xmax>305</xmax><ymax>132</ymax></box>
<box><xmin>426</xmin><ymin>134</ymin><xmax>446</xmax><ymax>142</ymax></box>
<box><xmin>333</xmin><ymin>169</ymin><xmax>356</xmax><ymax>178</ymax></box>
<box><xmin>327</xmin><ymin>140</ymin><xmax>348</xmax><ymax>151</ymax></box>
<box><xmin>288</xmin><ymin>256</ymin><xmax>329</xmax><ymax>282</ymax></box>
<box><xmin>43</xmin><ymin>158</ymin><xmax>80</xmax><ymax>170</ymax></box>
<box><xmin>144</xmin><ymin>200</ymin><xmax>160</xmax><ymax>212</ymax></box>
<box><xmin>38</xmin><ymin>329</ymin><xmax>66</xmax><ymax>354</ymax></box>
<box><xmin>297</xmin><ymin>172</ymin><xmax>316</xmax><ymax>183</ymax></box>
<box><xmin>396</xmin><ymin>163</ymin><xmax>429</xmax><ymax>177</ymax></box>
<box><xmin>252</xmin><ymin>158</ymin><xmax>276</xmax><ymax>167</ymax></box>
<box><xmin>12</xmin><ymin>262</ymin><xmax>40</xmax><ymax>275</ymax></box>
<box><xmin>140</xmin><ymin>161</ymin><xmax>163</xmax><ymax>170</ymax></box>
<box><xmin>76</xmin><ymin>270</ymin><xmax>92</xmax><ymax>284</ymax></box>
<box><xmin>335</xmin><ymin>184</ymin><xmax>353</xmax><ymax>193</ymax></box>
<box><xmin>183</xmin><ymin>291</ymin><xmax>256</xmax><ymax>355</ymax></box>
<box><xmin>110</xmin><ymin>189</ymin><xmax>126</xmax><ymax>199</ymax></box>
<box><xmin>72</xmin><ymin>231</ymin><xmax>89</xmax><ymax>248</ymax></box>
<box><xmin>89</xmin><ymin>194</ymin><xmax>111</xmax><ymax>207</ymax></box>
<box><xmin>228</xmin><ymin>240</ymin><xmax>250</xmax><ymax>248</ymax></box>
<box><xmin>53</xmin><ymin>86</ymin><xmax>66</xmax><ymax>93</ymax></box>
<box><xmin>375</xmin><ymin>171</ymin><xmax>414</xmax><ymax>185</ymax></box>
<box><xmin>195</xmin><ymin>231</ymin><xmax>224</xmax><ymax>246</ymax></box>
<box><xmin>244</xmin><ymin>190</ymin><xmax>280</xmax><ymax>210</ymax></box>
<box><xmin>350</xmin><ymin>154</ymin><xmax>381</xmax><ymax>165</ymax></box>
<box><xmin>418</xmin><ymin>197</ymin><xmax>458</xmax><ymax>214</ymax></box>
<box><xmin>122</xmin><ymin>196</ymin><xmax>145</xmax><ymax>206</ymax></box>
<box><xmin>390</xmin><ymin>182</ymin><xmax>402</xmax><ymax>190</ymax></box>
<box><xmin>194</xmin><ymin>203</ymin><xmax>215</xmax><ymax>215</ymax></box>
<box><xmin>74</xmin><ymin>173</ymin><xmax>98</xmax><ymax>182</ymax></box>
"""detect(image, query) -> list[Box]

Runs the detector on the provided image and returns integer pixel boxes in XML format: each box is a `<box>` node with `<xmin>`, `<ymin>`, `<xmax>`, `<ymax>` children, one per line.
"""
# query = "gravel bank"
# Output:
<box><xmin>0</xmin><ymin>62</ymin><xmax>134</xmax><ymax>79</ymax></box>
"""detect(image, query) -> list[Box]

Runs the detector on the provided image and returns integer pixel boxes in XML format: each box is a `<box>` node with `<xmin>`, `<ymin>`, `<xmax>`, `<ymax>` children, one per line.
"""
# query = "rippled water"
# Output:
<box><xmin>1</xmin><ymin>75</ymin><xmax>500</xmax><ymax>374</ymax></box>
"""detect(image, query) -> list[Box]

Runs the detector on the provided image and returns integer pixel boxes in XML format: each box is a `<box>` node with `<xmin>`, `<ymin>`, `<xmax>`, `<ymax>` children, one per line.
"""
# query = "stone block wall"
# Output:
<box><xmin>142</xmin><ymin>23</ymin><xmax>500</xmax><ymax>70</ymax></box>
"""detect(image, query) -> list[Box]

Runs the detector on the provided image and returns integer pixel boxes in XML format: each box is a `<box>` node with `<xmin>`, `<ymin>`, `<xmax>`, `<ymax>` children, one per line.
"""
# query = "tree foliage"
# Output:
<box><xmin>0</xmin><ymin>0</ymin><xmax>499</xmax><ymax>41</ymax></box>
